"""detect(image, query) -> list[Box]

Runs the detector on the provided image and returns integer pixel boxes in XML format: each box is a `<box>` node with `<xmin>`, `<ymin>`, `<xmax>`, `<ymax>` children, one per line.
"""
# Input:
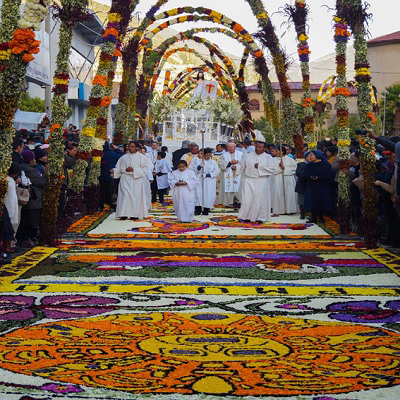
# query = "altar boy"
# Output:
<box><xmin>168</xmin><ymin>160</ymin><xmax>199</xmax><ymax>222</ymax></box>
<box><xmin>190</xmin><ymin>148</ymin><xmax>219</xmax><ymax>215</ymax></box>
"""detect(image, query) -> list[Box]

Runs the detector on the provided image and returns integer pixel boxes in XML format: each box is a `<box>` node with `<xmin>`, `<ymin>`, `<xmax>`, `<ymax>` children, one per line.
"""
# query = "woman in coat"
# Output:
<box><xmin>301</xmin><ymin>150</ymin><xmax>335</xmax><ymax>223</ymax></box>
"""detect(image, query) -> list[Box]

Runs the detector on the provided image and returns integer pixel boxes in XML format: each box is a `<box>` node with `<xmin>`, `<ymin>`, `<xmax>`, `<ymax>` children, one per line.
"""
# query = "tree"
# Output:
<box><xmin>18</xmin><ymin>92</ymin><xmax>46</xmax><ymax>113</ymax></box>
<box><xmin>253</xmin><ymin>117</ymin><xmax>274</xmax><ymax>143</ymax></box>
<box><xmin>328</xmin><ymin>114</ymin><xmax>361</xmax><ymax>139</ymax></box>
<box><xmin>380</xmin><ymin>84</ymin><xmax>400</xmax><ymax>136</ymax></box>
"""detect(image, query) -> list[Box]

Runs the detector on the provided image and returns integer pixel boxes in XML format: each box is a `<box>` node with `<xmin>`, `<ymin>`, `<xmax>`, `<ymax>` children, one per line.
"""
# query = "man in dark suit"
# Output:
<box><xmin>172</xmin><ymin>140</ymin><xmax>190</xmax><ymax>170</ymax></box>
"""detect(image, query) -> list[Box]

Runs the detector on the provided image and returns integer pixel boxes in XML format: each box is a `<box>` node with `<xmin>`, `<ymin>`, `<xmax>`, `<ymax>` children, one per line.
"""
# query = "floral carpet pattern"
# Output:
<box><xmin>0</xmin><ymin>205</ymin><xmax>399</xmax><ymax>399</ymax></box>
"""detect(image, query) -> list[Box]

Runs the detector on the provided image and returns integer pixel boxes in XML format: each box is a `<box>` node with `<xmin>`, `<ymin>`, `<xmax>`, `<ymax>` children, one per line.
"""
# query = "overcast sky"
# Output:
<box><xmin>99</xmin><ymin>0</ymin><xmax>399</xmax><ymax>62</ymax></box>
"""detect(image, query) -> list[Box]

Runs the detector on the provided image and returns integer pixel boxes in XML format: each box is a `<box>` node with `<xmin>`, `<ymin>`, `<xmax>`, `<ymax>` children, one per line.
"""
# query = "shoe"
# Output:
<box><xmin>194</xmin><ymin>206</ymin><xmax>202</xmax><ymax>216</ymax></box>
<box><xmin>119</xmin><ymin>217</ymin><xmax>128</xmax><ymax>221</ymax></box>
<box><xmin>202</xmin><ymin>208</ymin><xmax>210</xmax><ymax>216</ymax></box>
<box><xmin>129</xmin><ymin>217</ymin><xmax>139</xmax><ymax>221</ymax></box>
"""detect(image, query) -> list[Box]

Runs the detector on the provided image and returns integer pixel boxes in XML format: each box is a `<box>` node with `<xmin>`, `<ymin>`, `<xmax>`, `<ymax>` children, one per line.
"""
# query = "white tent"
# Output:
<box><xmin>13</xmin><ymin>110</ymin><xmax>47</xmax><ymax>131</ymax></box>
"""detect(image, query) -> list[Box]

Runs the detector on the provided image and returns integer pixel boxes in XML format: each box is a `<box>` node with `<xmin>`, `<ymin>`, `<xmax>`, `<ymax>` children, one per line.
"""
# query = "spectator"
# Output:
<box><xmin>17</xmin><ymin>150</ymin><xmax>46</xmax><ymax>247</ymax></box>
<box><xmin>301</xmin><ymin>150</ymin><xmax>335</xmax><ymax>223</ymax></box>
<box><xmin>11</xmin><ymin>138</ymin><xmax>24</xmax><ymax>164</ymax></box>
<box><xmin>99</xmin><ymin>142</ymin><xmax>123</xmax><ymax>211</ymax></box>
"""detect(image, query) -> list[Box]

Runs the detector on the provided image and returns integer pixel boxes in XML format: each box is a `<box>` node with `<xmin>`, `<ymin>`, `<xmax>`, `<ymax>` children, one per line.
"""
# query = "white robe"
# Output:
<box><xmin>238</xmin><ymin>152</ymin><xmax>280</xmax><ymax>222</ymax></box>
<box><xmin>271</xmin><ymin>155</ymin><xmax>299</xmax><ymax>215</ymax></box>
<box><xmin>114</xmin><ymin>152</ymin><xmax>149</xmax><ymax>219</ymax></box>
<box><xmin>5</xmin><ymin>176</ymin><xmax>18</xmax><ymax>231</ymax></box>
<box><xmin>155</xmin><ymin>158</ymin><xmax>172</xmax><ymax>190</ymax></box>
<box><xmin>143</xmin><ymin>153</ymin><xmax>153</xmax><ymax>210</ymax></box>
<box><xmin>190</xmin><ymin>158</ymin><xmax>219</xmax><ymax>208</ymax></box>
<box><xmin>218</xmin><ymin>151</ymin><xmax>243</xmax><ymax>206</ymax></box>
<box><xmin>168</xmin><ymin>169</ymin><xmax>199</xmax><ymax>222</ymax></box>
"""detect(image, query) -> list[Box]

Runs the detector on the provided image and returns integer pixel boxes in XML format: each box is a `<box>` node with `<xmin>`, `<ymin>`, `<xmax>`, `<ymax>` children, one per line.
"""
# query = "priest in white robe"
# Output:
<box><xmin>181</xmin><ymin>143</ymin><xmax>200</xmax><ymax>166</ymax></box>
<box><xmin>113</xmin><ymin>141</ymin><xmax>149</xmax><ymax>220</ymax></box>
<box><xmin>169</xmin><ymin>160</ymin><xmax>199</xmax><ymax>222</ymax></box>
<box><xmin>271</xmin><ymin>146</ymin><xmax>299</xmax><ymax>215</ymax></box>
<box><xmin>218</xmin><ymin>142</ymin><xmax>243</xmax><ymax>207</ymax></box>
<box><xmin>238</xmin><ymin>142</ymin><xmax>281</xmax><ymax>222</ymax></box>
<box><xmin>190</xmin><ymin>148</ymin><xmax>219</xmax><ymax>215</ymax></box>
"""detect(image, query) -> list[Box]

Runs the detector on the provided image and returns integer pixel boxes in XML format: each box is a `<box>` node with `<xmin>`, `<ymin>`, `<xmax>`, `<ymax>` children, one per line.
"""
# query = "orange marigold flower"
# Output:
<box><xmin>22</xmin><ymin>53</ymin><xmax>34</xmax><ymax>62</ymax></box>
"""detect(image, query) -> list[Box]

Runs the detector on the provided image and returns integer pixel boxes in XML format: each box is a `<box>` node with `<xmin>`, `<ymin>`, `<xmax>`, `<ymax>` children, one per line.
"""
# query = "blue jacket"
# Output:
<box><xmin>100</xmin><ymin>148</ymin><xmax>123</xmax><ymax>182</ymax></box>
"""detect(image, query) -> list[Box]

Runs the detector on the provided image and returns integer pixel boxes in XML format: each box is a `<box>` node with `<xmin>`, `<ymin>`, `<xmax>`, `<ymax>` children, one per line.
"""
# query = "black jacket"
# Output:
<box><xmin>172</xmin><ymin>148</ymin><xmax>190</xmax><ymax>169</ymax></box>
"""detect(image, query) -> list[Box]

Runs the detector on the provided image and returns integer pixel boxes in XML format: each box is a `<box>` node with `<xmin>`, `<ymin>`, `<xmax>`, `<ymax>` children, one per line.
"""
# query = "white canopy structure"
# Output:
<box><xmin>13</xmin><ymin>110</ymin><xmax>48</xmax><ymax>131</ymax></box>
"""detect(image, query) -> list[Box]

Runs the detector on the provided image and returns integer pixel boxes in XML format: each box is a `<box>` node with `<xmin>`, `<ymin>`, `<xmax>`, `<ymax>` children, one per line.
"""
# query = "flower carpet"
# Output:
<box><xmin>0</xmin><ymin>206</ymin><xmax>399</xmax><ymax>399</ymax></box>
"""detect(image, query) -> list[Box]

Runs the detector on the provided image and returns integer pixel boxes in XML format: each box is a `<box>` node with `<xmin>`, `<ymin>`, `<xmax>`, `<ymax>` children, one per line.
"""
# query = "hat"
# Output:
<box><xmin>34</xmin><ymin>148</ymin><xmax>47</xmax><ymax>161</ymax></box>
<box><xmin>21</xmin><ymin>150</ymin><xmax>35</xmax><ymax>163</ymax></box>
<box><xmin>40</xmin><ymin>144</ymin><xmax>49</xmax><ymax>149</ymax></box>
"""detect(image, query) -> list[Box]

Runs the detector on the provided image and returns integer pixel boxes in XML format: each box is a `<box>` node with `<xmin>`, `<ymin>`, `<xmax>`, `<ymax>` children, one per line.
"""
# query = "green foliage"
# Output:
<box><xmin>380</xmin><ymin>83</ymin><xmax>400</xmax><ymax>135</ymax></box>
<box><xmin>253</xmin><ymin>117</ymin><xmax>274</xmax><ymax>143</ymax></box>
<box><xmin>328</xmin><ymin>114</ymin><xmax>361</xmax><ymax>139</ymax></box>
<box><xmin>18</xmin><ymin>92</ymin><xmax>46</xmax><ymax>113</ymax></box>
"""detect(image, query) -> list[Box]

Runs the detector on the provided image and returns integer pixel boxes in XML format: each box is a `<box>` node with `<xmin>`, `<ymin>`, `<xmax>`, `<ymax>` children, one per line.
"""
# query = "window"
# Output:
<box><xmin>249</xmin><ymin>99</ymin><xmax>260</xmax><ymax>111</ymax></box>
<box><xmin>326</xmin><ymin>102</ymin><xmax>333</xmax><ymax>110</ymax></box>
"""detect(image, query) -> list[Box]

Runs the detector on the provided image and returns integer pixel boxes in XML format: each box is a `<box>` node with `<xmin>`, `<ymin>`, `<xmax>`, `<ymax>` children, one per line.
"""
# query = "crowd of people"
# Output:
<box><xmin>1</xmin><ymin>129</ymin><xmax>399</xmax><ymax>263</ymax></box>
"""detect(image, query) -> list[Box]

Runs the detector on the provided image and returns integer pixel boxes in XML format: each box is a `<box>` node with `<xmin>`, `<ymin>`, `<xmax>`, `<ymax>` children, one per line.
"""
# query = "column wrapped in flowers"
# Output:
<box><xmin>40</xmin><ymin>0</ymin><xmax>90</xmax><ymax>245</ymax></box>
<box><xmin>284</xmin><ymin>0</ymin><xmax>315</xmax><ymax>151</ymax></box>
<box><xmin>343</xmin><ymin>0</ymin><xmax>377</xmax><ymax>248</ymax></box>
<box><xmin>0</xmin><ymin>0</ymin><xmax>49</xmax><ymax>212</ymax></box>
<box><xmin>0</xmin><ymin>0</ymin><xmax>20</xmax><ymax>212</ymax></box>
<box><xmin>333</xmin><ymin>9</ymin><xmax>352</xmax><ymax>233</ymax></box>
<box><xmin>70</xmin><ymin>0</ymin><xmax>137</xmax><ymax>195</ymax></box>
<box><xmin>252</xmin><ymin>2</ymin><xmax>304</xmax><ymax>157</ymax></box>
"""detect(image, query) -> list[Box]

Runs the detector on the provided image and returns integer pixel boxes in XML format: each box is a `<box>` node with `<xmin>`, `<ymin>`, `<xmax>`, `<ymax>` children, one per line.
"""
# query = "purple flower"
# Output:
<box><xmin>328</xmin><ymin>301</ymin><xmax>400</xmax><ymax>324</ymax></box>
<box><xmin>40</xmin><ymin>295</ymin><xmax>120</xmax><ymax>319</ymax></box>
<box><xmin>146</xmin><ymin>5</ymin><xmax>159</xmax><ymax>18</ymax></box>
<box><xmin>277</xmin><ymin>304</ymin><xmax>312</xmax><ymax>310</ymax></box>
<box><xmin>175</xmin><ymin>300</ymin><xmax>205</xmax><ymax>306</ymax></box>
<box><xmin>0</xmin><ymin>295</ymin><xmax>35</xmax><ymax>321</ymax></box>
<box><xmin>40</xmin><ymin>383</ymin><xmax>83</xmax><ymax>394</ymax></box>
<box><xmin>0</xmin><ymin>295</ymin><xmax>119</xmax><ymax>321</ymax></box>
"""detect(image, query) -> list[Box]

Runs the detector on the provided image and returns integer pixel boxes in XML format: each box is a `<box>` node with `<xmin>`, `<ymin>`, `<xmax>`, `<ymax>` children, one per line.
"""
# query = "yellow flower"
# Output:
<box><xmin>299</xmin><ymin>34</ymin><xmax>308</xmax><ymax>42</ymax></box>
<box><xmin>355</xmin><ymin>68</ymin><xmax>370</xmax><ymax>75</ymax></box>
<box><xmin>92</xmin><ymin>156</ymin><xmax>102</xmax><ymax>163</ymax></box>
<box><xmin>82</xmin><ymin>127</ymin><xmax>96</xmax><ymax>138</ymax></box>
<box><xmin>337</xmin><ymin>139</ymin><xmax>351</xmax><ymax>147</ymax></box>
<box><xmin>53</xmin><ymin>78</ymin><xmax>68</xmax><ymax>85</ymax></box>
<box><xmin>108</xmin><ymin>13</ymin><xmax>121</xmax><ymax>23</ymax></box>
<box><xmin>210</xmin><ymin>11</ymin><xmax>222</xmax><ymax>19</ymax></box>
<box><xmin>257</xmin><ymin>12</ymin><xmax>268</xmax><ymax>20</ymax></box>
<box><xmin>169</xmin><ymin>8</ymin><xmax>179</xmax><ymax>16</ymax></box>
<box><xmin>334</xmin><ymin>16</ymin><xmax>342</xmax><ymax>22</ymax></box>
